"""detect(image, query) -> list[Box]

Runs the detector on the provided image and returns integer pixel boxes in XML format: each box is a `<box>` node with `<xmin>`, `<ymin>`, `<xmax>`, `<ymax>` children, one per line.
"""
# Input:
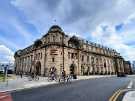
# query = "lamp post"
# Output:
<box><xmin>3</xmin><ymin>64</ymin><xmax>8</xmax><ymax>86</ymax></box>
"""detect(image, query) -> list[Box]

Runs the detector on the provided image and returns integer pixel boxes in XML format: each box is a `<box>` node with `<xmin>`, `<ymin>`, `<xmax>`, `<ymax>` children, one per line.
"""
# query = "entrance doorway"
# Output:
<box><xmin>35</xmin><ymin>61</ymin><xmax>41</xmax><ymax>75</ymax></box>
<box><xmin>70</xmin><ymin>63</ymin><xmax>77</xmax><ymax>75</ymax></box>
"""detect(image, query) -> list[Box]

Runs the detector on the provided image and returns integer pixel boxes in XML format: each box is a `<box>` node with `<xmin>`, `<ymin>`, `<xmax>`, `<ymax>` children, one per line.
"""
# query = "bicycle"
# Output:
<box><xmin>47</xmin><ymin>73</ymin><xmax>57</xmax><ymax>82</ymax></box>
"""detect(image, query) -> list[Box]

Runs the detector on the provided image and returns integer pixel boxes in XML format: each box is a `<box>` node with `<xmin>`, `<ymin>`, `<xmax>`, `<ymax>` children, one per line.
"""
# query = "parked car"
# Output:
<box><xmin>7</xmin><ymin>69</ymin><xmax>13</xmax><ymax>74</ymax></box>
<box><xmin>117</xmin><ymin>73</ymin><xmax>126</xmax><ymax>77</ymax></box>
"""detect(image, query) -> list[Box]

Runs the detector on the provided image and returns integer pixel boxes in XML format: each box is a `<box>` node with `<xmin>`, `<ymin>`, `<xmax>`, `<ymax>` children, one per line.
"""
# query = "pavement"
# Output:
<box><xmin>122</xmin><ymin>90</ymin><xmax>135</xmax><ymax>101</ymax></box>
<box><xmin>0</xmin><ymin>75</ymin><xmax>56</xmax><ymax>92</ymax></box>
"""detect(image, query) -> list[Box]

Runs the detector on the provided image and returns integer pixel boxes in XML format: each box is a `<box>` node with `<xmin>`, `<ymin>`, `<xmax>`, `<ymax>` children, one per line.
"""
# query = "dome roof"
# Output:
<box><xmin>48</xmin><ymin>25</ymin><xmax>63</xmax><ymax>32</ymax></box>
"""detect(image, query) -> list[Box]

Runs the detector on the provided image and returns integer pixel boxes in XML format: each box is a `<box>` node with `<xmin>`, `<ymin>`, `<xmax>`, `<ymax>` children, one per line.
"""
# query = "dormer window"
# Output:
<box><xmin>53</xmin><ymin>35</ymin><xmax>55</xmax><ymax>42</ymax></box>
<box><xmin>48</xmin><ymin>37</ymin><xmax>50</xmax><ymax>43</ymax></box>
<box><xmin>60</xmin><ymin>37</ymin><xmax>62</xmax><ymax>42</ymax></box>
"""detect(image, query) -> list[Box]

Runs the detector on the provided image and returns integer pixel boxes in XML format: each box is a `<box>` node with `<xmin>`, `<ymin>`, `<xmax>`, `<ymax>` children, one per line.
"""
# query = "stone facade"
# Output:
<box><xmin>124</xmin><ymin>61</ymin><xmax>132</xmax><ymax>74</ymax></box>
<box><xmin>14</xmin><ymin>25</ymin><xmax>126</xmax><ymax>76</ymax></box>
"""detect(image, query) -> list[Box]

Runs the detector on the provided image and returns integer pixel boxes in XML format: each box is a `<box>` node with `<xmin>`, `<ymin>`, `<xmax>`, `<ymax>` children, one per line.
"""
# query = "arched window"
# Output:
<box><xmin>60</xmin><ymin>37</ymin><xmax>62</xmax><ymax>42</ymax></box>
<box><xmin>104</xmin><ymin>62</ymin><xmax>106</xmax><ymax>67</ymax></box>
<box><xmin>82</xmin><ymin>55</ymin><xmax>84</xmax><ymax>62</ymax></box>
<box><xmin>87</xmin><ymin>56</ymin><xmax>89</xmax><ymax>62</ymax></box>
<box><xmin>53</xmin><ymin>35</ymin><xmax>55</xmax><ymax>42</ymax></box>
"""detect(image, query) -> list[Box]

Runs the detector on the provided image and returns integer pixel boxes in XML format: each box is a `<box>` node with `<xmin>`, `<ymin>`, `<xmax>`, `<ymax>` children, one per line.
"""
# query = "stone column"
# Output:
<box><xmin>109</xmin><ymin>59</ymin><xmax>113</xmax><ymax>75</ymax></box>
<box><xmin>91</xmin><ymin>57</ymin><xmax>95</xmax><ymax>74</ymax></box>
<box><xmin>22</xmin><ymin>58</ymin><xmax>24</xmax><ymax>73</ymax></box>
<box><xmin>121</xmin><ymin>60</ymin><xmax>125</xmax><ymax>73</ymax></box>
<box><xmin>28</xmin><ymin>56</ymin><xmax>30</xmax><ymax>73</ymax></box>
<box><xmin>25</xmin><ymin>57</ymin><xmax>27</xmax><ymax>73</ymax></box>
<box><xmin>111</xmin><ymin>60</ymin><xmax>115</xmax><ymax>74</ymax></box>
<box><xmin>24</xmin><ymin>57</ymin><xmax>26</xmax><ymax>73</ymax></box>
<box><xmin>98</xmin><ymin>57</ymin><xmax>101</xmax><ymax>74</ymax></box>
<box><xmin>117</xmin><ymin>59</ymin><xmax>121</xmax><ymax>73</ymax></box>
<box><xmin>20</xmin><ymin>58</ymin><xmax>22</xmax><ymax>72</ymax></box>
<box><xmin>108</xmin><ymin>59</ymin><xmax>111</xmax><ymax>74</ymax></box>
<box><xmin>100</xmin><ymin>57</ymin><xmax>103</xmax><ymax>74</ymax></box>
<box><xmin>95</xmin><ymin>57</ymin><xmax>98</xmax><ymax>74</ymax></box>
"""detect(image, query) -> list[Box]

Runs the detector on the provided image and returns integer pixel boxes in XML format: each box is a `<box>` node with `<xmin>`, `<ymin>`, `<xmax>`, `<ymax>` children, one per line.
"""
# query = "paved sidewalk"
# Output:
<box><xmin>0</xmin><ymin>75</ymin><xmax>115</xmax><ymax>92</ymax></box>
<box><xmin>122</xmin><ymin>91</ymin><xmax>135</xmax><ymax>101</ymax></box>
<box><xmin>0</xmin><ymin>76</ymin><xmax>56</xmax><ymax>92</ymax></box>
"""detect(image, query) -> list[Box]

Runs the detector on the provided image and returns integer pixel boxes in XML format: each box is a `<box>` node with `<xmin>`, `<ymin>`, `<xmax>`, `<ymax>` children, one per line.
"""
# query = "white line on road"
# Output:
<box><xmin>127</xmin><ymin>80</ymin><xmax>133</xmax><ymax>89</ymax></box>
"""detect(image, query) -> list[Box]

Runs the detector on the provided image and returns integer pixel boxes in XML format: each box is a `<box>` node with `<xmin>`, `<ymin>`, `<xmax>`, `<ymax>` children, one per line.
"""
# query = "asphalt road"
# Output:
<box><xmin>11</xmin><ymin>77</ymin><xmax>131</xmax><ymax>101</ymax></box>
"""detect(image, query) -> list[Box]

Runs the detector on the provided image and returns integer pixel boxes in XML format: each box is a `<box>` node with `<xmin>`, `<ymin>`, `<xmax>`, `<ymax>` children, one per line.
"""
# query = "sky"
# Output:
<box><xmin>0</xmin><ymin>0</ymin><xmax>135</xmax><ymax>63</ymax></box>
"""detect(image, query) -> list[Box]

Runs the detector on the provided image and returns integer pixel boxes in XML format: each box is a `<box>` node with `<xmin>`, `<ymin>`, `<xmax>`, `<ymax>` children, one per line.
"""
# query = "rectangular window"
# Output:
<box><xmin>53</xmin><ymin>36</ymin><xmax>55</xmax><ymax>42</ymax></box>
<box><xmin>68</xmin><ymin>52</ymin><xmax>70</xmax><ymax>59</ymax></box>
<box><xmin>41</xmin><ymin>53</ymin><xmax>42</xmax><ymax>59</ymax></box>
<box><xmin>87</xmin><ymin>56</ymin><xmax>89</xmax><ymax>62</ymax></box>
<box><xmin>82</xmin><ymin>55</ymin><xmax>84</xmax><ymax>62</ymax></box>
<box><xmin>75</xmin><ymin>53</ymin><xmax>77</xmax><ymax>59</ymax></box>
<box><xmin>71</xmin><ymin>53</ymin><xmax>74</xmax><ymax>59</ymax></box>
<box><xmin>38</xmin><ymin>53</ymin><xmax>40</xmax><ymax>60</ymax></box>
<box><xmin>48</xmin><ymin>37</ymin><xmax>50</xmax><ymax>43</ymax></box>
<box><xmin>52</xmin><ymin>58</ymin><xmax>55</xmax><ymax>62</ymax></box>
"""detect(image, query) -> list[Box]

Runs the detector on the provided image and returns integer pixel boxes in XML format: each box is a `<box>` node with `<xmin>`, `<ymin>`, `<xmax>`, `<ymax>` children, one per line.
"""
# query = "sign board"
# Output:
<box><xmin>50</xmin><ymin>49</ymin><xmax>58</xmax><ymax>55</ymax></box>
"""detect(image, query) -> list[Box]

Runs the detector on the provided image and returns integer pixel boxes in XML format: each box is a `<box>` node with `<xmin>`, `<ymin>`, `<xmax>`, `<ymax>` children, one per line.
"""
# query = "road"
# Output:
<box><xmin>11</xmin><ymin>76</ymin><xmax>132</xmax><ymax>101</ymax></box>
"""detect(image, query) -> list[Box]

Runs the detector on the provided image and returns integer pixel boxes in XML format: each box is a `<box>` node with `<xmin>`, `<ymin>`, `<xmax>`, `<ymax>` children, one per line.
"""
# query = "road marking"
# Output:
<box><xmin>109</xmin><ymin>89</ymin><xmax>127</xmax><ymax>101</ymax></box>
<box><xmin>109</xmin><ymin>89</ymin><xmax>121</xmax><ymax>101</ymax></box>
<box><xmin>127</xmin><ymin>80</ymin><xmax>133</xmax><ymax>89</ymax></box>
<box><xmin>113</xmin><ymin>90</ymin><xmax>125</xmax><ymax>101</ymax></box>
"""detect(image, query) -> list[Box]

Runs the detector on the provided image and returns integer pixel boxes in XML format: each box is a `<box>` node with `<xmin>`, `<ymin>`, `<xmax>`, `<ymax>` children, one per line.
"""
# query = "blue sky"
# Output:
<box><xmin>0</xmin><ymin>0</ymin><xmax>135</xmax><ymax>63</ymax></box>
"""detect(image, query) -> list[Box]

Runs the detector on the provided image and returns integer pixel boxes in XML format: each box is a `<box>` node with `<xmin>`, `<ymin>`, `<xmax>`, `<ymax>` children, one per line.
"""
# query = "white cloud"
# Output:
<box><xmin>10</xmin><ymin>0</ymin><xmax>135</xmax><ymax>61</ymax></box>
<box><xmin>91</xmin><ymin>21</ymin><xmax>135</xmax><ymax>61</ymax></box>
<box><xmin>11</xmin><ymin>0</ymin><xmax>54</xmax><ymax>33</ymax></box>
<box><xmin>0</xmin><ymin>45</ymin><xmax>14</xmax><ymax>63</ymax></box>
<box><xmin>10</xmin><ymin>0</ymin><xmax>135</xmax><ymax>32</ymax></box>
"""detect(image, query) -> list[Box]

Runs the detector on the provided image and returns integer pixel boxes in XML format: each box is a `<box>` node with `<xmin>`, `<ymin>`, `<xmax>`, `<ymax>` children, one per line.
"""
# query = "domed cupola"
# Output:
<box><xmin>48</xmin><ymin>25</ymin><xmax>63</xmax><ymax>33</ymax></box>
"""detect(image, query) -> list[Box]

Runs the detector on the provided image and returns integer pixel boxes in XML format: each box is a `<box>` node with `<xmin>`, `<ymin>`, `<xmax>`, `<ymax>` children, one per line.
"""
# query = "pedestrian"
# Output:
<box><xmin>31</xmin><ymin>72</ymin><xmax>34</xmax><ymax>80</ymax></box>
<box><xmin>20</xmin><ymin>71</ymin><xmax>23</xmax><ymax>78</ymax></box>
<box><xmin>35</xmin><ymin>71</ymin><xmax>39</xmax><ymax>80</ymax></box>
<box><xmin>61</xmin><ymin>70</ymin><xmax>66</xmax><ymax>82</ymax></box>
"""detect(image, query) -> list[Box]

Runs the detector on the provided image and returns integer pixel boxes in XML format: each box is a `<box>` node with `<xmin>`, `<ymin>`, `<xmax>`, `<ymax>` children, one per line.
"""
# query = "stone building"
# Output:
<box><xmin>124</xmin><ymin>61</ymin><xmax>132</xmax><ymax>74</ymax></box>
<box><xmin>14</xmin><ymin>25</ymin><xmax>126</xmax><ymax>76</ymax></box>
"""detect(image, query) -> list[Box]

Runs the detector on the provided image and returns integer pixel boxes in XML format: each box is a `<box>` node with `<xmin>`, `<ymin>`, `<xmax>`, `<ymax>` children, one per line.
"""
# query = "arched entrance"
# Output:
<box><xmin>35</xmin><ymin>61</ymin><xmax>41</xmax><ymax>75</ymax></box>
<box><xmin>70</xmin><ymin>63</ymin><xmax>77</xmax><ymax>75</ymax></box>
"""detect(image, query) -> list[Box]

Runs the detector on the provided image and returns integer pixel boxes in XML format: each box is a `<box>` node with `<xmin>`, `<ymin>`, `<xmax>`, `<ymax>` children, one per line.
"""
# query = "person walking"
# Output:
<box><xmin>61</xmin><ymin>69</ymin><xmax>66</xmax><ymax>82</ymax></box>
<box><xmin>20</xmin><ymin>71</ymin><xmax>23</xmax><ymax>78</ymax></box>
